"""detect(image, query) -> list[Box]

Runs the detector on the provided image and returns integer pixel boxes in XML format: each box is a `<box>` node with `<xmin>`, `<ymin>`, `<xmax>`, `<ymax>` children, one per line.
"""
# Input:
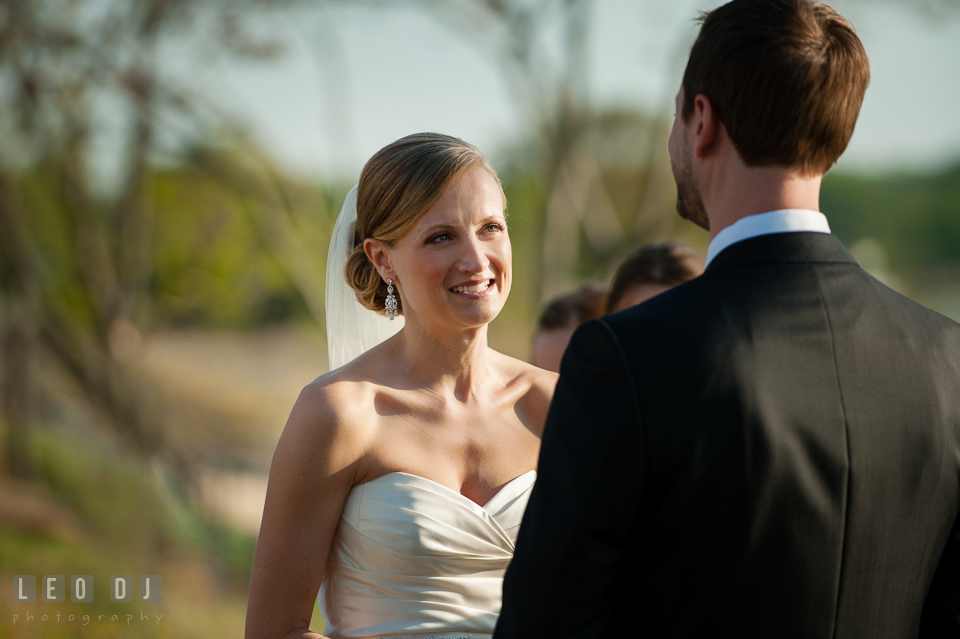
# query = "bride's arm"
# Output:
<box><xmin>245</xmin><ymin>381</ymin><xmax>369</xmax><ymax>639</ymax></box>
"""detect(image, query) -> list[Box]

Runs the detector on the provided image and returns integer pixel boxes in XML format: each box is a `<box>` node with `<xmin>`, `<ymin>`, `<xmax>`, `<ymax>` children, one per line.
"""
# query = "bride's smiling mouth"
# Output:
<box><xmin>449</xmin><ymin>278</ymin><xmax>496</xmax><ymax>298</ymax></box>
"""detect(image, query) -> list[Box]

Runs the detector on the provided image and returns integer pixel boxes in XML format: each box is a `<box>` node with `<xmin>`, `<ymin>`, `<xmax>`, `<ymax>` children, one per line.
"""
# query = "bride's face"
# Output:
<box><xmin>368</xmin><ymin>167</ymin><xmax>511</xmax><ymax>332</ymax></box>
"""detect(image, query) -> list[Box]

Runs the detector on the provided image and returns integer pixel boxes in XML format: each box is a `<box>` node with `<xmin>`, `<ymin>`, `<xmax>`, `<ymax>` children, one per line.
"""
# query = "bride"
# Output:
<box><xmin>245</xmin><ymin>132</ymin><xmax>558</xmax><ymax>639</ymax></box>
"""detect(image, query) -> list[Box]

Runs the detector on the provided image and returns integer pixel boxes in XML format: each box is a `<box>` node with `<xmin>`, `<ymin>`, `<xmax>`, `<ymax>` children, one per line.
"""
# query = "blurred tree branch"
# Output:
<box><xmin>0</xmin><ymin>0</ymin><xmax>305</xmax><ymax>484</ymax></box>
<box><xmin>185</xmin><ymin>141</ymin><xmax>332</xmax><ymax>329</ymax></box>
<box><xmin>327</xmin><ymin>0</ymin><xmax>676</xmax><ymax>302</ymax></box>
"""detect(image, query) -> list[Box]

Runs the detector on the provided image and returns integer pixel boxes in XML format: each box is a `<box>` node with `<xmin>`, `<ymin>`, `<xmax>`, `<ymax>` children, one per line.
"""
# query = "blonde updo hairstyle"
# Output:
<box><xmin>345</xmin><ymin>132</ymin><xmax>504</xmax><ymax>315</ymax></box>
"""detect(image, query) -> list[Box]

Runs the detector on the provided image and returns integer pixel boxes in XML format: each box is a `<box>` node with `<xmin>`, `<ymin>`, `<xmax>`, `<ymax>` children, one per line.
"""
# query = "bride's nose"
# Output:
<box><xmin>457</xmin><ymin>236</ymin><xmax>491</xmax><ymax>273</ymax></box>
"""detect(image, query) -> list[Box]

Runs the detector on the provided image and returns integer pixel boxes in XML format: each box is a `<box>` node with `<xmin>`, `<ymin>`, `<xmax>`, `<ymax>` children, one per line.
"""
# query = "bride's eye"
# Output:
<box><xmin>427</xmin><ymin>232</ymin><xmax>451</xmax><ymax>244</ymax></box>
<box><xmin>483</xmin><ymin>223</ymin><xmax>505</xmax><ymax>234</ymax></box>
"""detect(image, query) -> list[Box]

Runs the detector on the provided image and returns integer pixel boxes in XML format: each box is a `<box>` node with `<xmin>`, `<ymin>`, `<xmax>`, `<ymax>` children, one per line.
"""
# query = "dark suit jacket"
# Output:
<box><xmin>495</xmin><ymin>232</ymin><xmax>960</xmax><ymax>639</ymax></box>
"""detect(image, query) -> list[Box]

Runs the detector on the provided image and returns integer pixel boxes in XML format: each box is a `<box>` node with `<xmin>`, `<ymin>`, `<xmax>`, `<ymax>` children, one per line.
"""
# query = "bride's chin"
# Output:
<box><xmin>444</xmin><ymin>304</ymin><xmax>503</xmax><ymax>329</ymax></box>
<box><xmin>407</xmin><ymin>304</ymin><xmax>500</xmax><ymax>329</ymax></box>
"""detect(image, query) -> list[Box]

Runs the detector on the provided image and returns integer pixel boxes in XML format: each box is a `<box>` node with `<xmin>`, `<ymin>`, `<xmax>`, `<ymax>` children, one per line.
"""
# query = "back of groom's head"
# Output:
<box><xmin>682</xmin><ymin>0</ymin><xmax>869</xmax><ymax>176</ymax></box>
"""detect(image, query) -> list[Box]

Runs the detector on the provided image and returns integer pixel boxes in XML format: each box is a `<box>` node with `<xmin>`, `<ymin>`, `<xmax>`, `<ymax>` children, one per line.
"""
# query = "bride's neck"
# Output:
<box><xmin>390</xmin><ymin>322</ymin><xmax>492</xmax><ymax>402</ymax></box>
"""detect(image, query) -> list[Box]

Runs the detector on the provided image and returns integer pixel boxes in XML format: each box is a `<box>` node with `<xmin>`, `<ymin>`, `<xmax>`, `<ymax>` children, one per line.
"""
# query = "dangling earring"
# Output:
<box><xmin>385</xmin><ymin>279</ymin><xmax>398</xmax><ymax>320</ymax></box>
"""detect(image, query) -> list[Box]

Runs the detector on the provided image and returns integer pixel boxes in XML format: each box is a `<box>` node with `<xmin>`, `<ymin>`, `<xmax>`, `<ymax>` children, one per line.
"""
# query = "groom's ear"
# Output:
<box><xmin>364</xmin><ymin>238</ymin><xmax>395</xmax><ymax>282</ymax></box>
<box><xmin>693</xmin><ymin>94</ymin><xmax>720</xmax><ymax>160</ymax></box>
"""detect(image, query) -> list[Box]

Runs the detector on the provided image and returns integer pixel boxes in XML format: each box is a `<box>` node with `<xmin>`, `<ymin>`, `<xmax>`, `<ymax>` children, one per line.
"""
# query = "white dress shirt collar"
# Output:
<box><xmin>705</xmin><ymin>209</ymin><xmax>831</xmax><ymax>268</ymax></box>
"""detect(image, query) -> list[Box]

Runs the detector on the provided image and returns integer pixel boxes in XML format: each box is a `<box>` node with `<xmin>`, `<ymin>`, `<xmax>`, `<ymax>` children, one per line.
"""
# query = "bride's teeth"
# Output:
<box><xmin>452</xmin><ymin>281</ymin><xmax>492</xmax><ymax>294</ymax></box>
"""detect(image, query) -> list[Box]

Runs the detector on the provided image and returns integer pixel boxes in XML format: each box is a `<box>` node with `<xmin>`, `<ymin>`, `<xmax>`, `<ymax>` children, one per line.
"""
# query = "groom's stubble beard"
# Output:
<box><xmin>672</xmin><ymin>146</ymin><xmax>709</xmax><ymax>232</ymax></box>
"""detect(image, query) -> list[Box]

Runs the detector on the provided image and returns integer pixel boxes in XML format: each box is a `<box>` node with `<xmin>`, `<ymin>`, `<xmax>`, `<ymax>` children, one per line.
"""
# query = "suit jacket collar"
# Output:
<box><xmin>705</xmin><ymin>232</ymin><xmax>858</xmax><ymax>272</ymax></box>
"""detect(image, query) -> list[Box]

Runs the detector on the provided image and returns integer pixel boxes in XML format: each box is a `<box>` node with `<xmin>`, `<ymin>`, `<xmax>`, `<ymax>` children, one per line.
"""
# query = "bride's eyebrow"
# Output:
<box><xmin>420</xmin><ymin>215</ymin><xmax>505</xmax><ymax>235</ymax></box>
<box><xmin>418</xmin><ymin>224</ymin><xmax>456</xmax><ymax>241</ymax></box>
<box><xmin>421</xmin><ymin>224</ymin><xmax>455</xmax><ymax>235</ymax></box>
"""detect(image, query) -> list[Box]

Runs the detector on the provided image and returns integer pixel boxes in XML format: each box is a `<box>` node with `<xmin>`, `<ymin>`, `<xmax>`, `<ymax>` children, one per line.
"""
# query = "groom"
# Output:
<box><xmin>495</xmin><ymin>1</ymin><xmax>960</xmax><ymax>637</ymax></box>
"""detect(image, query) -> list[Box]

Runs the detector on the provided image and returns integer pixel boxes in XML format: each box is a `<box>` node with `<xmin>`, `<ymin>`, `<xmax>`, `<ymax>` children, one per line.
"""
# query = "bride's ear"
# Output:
<box><xmin>364</xmin><ymin>238</ymin><xmax>396</xmax><ymax>283</ymax></box>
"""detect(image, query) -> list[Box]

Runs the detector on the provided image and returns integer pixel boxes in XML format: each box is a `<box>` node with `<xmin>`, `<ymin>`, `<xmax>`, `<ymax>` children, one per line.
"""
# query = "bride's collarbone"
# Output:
<box><xmin>340</xmin><ymin>367</ymin><xmax>543</xmax><ymax>489</ymax></box>
<box><xmin>367</xmin><ymin>370</ymin><xmax>533</xmax><ymax>413</ymax></box>
<box><xmin>358</xmin><ymin>407</ymin><xmax>539</xmax><ymax>489</ymax></box>
<box><xmin>369</xmin><ymin>396</ymin><xmax>530</xmax><ymax>443</ymax></box>
<box><xmin>371</xmin><ymin>405</ymin><xmax>530</xmax><ymax>446</ymax></box>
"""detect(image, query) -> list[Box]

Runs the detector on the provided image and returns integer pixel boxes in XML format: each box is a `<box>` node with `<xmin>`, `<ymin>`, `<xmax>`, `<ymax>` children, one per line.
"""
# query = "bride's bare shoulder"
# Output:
<box><xmin>494</xmin><ymin>350</ymin><xmax>559</xmax><ymax>389</ymax></box>
<box><xmin>275</xmin><ymin>366</ymin><xmax>379</xmax><ymax>475</ymax></box>
<box><xmin>491</xmin><ymin>351</ymin><xmax>559</xmax><ymax>435</ymax></box>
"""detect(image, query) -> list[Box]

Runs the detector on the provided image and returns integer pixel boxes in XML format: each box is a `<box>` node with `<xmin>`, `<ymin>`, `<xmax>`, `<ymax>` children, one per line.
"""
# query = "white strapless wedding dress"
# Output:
<box><xmin>318</xmin><ymin>469</ymin><xmax>537</xmax><ymax>639</ymax></box>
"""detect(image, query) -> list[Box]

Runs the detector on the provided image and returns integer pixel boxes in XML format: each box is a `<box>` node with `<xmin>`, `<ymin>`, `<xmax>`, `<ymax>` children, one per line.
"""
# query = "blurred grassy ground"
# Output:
<box><xmin>1</xmin><ymin>326</ymin><xmax>337</xmax><ymax>639</ymax></box>
<box><xmin>0</xmin><ymin>427</ymin><xmax>261</xmax><ymax>638</ymax></box>
<box><xmin>1</xmin><ymin>313</ymin><xmax>535</xmax><ymax>638</ymax></box>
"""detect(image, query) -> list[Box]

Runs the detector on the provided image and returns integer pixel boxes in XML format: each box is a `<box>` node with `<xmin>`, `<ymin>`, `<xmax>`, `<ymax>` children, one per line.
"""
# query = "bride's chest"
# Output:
<box><xmin>334</xmin><ymin>470</ymin><xmax>535</xmax><ymax>563</ymax></box>
<box><xmin>361</xmin><ymin>402</ymin><xmax>539</xmax><ymax>490</ymax></box>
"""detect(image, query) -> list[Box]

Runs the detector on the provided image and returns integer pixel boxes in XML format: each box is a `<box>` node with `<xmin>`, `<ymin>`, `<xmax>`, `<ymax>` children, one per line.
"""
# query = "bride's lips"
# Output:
<box><xmin>449</xmin><ymin>278</ymin><xmax>497</xmax><ymax>299</ymax></box>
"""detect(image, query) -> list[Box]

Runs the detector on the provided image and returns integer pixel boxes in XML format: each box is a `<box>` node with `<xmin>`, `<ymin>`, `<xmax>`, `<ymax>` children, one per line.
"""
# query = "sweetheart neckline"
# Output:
<box><xmin>354</xmin><ymin>469</ymin><xmax>537</xmax><ymax>511</ymax></box>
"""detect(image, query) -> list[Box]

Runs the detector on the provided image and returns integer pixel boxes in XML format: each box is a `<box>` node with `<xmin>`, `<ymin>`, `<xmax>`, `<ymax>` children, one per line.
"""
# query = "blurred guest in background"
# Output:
<box><xmin>606</xmin><ymin>241</ymin><xmax>705</xmax><ymax>314</ymax></box>
<box><xmin>531</xmin><ymin>284</ymin><xmax>607</xmax><ymax>373</ymax></box>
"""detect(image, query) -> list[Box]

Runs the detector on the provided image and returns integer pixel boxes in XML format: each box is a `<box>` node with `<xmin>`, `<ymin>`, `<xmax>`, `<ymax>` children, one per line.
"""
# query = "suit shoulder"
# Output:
<box><xmin>846</xmin><ymin>267</ymin><xmax>960</xmax><ymax>338</ymax></box>
<box><xmin>601</xmin><ymin>276</ymin><xmax>710</xmax><ymax>334</ymax></box>
<box><xmin>563</xmin><ymin>318</ymin><xmax>639</xmax><ymax>382</ymax></box>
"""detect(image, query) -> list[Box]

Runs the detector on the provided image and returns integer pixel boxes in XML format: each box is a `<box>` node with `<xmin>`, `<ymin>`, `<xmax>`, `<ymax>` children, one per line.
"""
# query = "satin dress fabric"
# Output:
<box><xmin>318</xmin><ymin>470</ymin><xmax>537</xmax><ymax>639</ymax></box>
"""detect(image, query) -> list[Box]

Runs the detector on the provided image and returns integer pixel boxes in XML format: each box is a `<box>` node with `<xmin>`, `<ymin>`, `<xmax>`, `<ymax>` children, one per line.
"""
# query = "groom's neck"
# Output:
<box><xmin>704</xmin><ymin>164</ymin><xmax>824</xmax><ymax>240</ymax></box>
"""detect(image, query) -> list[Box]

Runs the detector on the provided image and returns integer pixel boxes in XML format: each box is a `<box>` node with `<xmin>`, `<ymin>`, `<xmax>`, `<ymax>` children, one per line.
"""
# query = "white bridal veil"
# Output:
<box><xmin>325</xmin><ymin>185</ymin><xmax>404</xmax><ymax>371</ymax></box>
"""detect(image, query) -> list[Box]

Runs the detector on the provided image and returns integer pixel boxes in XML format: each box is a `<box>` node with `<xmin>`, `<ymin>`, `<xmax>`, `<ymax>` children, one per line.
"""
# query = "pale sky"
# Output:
<box><xmin>175</xmin><ymin>0</ymin><xmax>960</xmax><ymax>182</ymax></box>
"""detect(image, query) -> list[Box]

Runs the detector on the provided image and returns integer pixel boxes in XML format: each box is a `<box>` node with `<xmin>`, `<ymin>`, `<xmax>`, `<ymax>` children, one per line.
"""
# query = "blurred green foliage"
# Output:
<box><xmin>823</xmin><ymin>162</ymin><xmax>960</xmax><ymax>276</ymax></box>
<box><xmin>0</xmin><ymin>428</ymin><xmax>258</xmax><ymax>638</ymax></box>
<box><xmin>150</xmin><ymin>168</ymin><xmax>316</xmax><ymax>329</ymax></box>
<box><xmin>10</xmin><ymin>156</ymin><xmax>946</xmax><ymax>338</ymax></box>
<box><xmin>107</xmin><ymin>158</ymin><xmax>960</xmax><ymax>333</ymax></box>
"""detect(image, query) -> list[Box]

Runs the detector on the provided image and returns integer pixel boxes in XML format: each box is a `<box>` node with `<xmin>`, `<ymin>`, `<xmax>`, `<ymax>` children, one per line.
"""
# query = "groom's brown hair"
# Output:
<box><xmin>681</xmin><ymin>0</ymin><xmax>869</xmax><ymax>176</ymax></box>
